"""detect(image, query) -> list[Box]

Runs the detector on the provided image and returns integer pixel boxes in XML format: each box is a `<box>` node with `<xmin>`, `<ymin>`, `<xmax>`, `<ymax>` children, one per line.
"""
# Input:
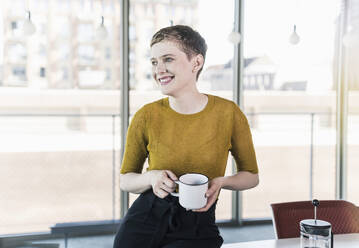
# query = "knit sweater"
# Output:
<box><xmin>120</xmin><ymin>94</ymin><xmax>258</xmax><ymax>180</ymax></box>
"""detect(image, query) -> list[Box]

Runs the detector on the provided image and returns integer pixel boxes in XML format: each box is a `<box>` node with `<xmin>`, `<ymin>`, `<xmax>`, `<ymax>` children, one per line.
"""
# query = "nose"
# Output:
<box><xmin>155</xmin><ymin>61</ymin><xmax>167</xmax><ymax>74</ymax></box>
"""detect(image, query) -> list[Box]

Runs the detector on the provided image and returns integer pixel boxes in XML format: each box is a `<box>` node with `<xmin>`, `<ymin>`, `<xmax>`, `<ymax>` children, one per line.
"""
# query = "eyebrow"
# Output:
<box><xmin>150</xmin><ymin>54</ymin><xmax>176</xmax><ymax>60</ymax></box>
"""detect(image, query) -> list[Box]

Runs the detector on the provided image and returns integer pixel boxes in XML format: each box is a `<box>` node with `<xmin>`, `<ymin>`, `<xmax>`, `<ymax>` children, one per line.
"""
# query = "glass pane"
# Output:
<box><xmin>242</xmin><ymin>0</ymin><xmax>340</xmax><ymax>218</ymax></box>
<box><xmin>0</xmin><ymin>115</ymin><xmax>121</xmax><ymax>234</ymax></box>
<box><xmin>0</xmin><ymin>0</ymin><xmax>122</xmax><ymax>234</ymax></box>
<box><xmin>346</xmin><ymin>0</ymin><xmax>359</xmax><ymax>205</ymax></box>
<box><xmin>1</xmin><ymin>0</ymin><xmax>120</xmax><ymax>89</ymax></box>
<box><xmin>128</xmin><ymin>0</ymin><xmax>234</xmax><ymax>221</ymax></box>
<box><xmin>348</xmin><ymin>113</ymin><xmax>359</xmax><ymax>204</ymax></box>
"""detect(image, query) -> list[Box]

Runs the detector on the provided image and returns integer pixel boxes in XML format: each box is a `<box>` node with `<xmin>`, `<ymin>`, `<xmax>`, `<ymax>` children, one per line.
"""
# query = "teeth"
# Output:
<box><xmin>159</xmin><ymin>77</ymin><xmax>173</xmax><ymax>83</ymax></box>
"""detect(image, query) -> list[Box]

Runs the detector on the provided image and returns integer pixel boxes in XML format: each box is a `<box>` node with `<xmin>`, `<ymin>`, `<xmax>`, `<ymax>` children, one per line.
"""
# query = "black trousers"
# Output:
<box><xmin>113</xmin><ymin>190</ymin><xmax>223</xmax><ymax>248</ymax></box>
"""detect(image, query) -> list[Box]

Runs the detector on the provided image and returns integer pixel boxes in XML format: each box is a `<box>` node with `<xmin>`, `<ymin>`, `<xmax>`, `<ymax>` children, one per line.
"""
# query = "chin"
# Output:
<box><xmin>160</xmin><ymin>90</ymin><xmax>173</xmax><ymax>96</ymax></box>
<box><xmin>159</xmin><ymin>86</ymin><xmax>173</xmax><ymax>96</ymax></box>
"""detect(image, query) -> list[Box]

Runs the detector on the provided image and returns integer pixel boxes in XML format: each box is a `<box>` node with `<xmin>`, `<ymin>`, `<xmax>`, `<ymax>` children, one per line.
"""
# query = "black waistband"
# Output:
<box><xmin>141</xmin><ymin>189</ymin><xmax>217</xmax><ymax>230</ymax></box>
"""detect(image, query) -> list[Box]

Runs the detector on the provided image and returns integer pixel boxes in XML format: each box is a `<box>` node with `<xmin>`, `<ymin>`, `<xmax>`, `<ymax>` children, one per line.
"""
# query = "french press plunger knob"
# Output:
<box><xmin>312</xmin><ymin>199</ymin><xmax>319</xmax><ymax>223</ymax></box>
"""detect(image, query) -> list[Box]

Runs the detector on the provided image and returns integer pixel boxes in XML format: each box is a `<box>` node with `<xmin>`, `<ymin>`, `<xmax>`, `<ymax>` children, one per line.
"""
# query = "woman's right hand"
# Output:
<box><xmin>148</xmin><ymin>170</ymin><xmax>178</xmax><ymax>198</ymax></box>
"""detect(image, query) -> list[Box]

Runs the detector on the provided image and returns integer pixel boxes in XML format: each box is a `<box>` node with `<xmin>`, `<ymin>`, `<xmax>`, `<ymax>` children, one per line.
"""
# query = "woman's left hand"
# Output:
<box><xmin>192</xmin><ymin>177</ymin><xmax>223</xmax><ymax>212</ymax></box>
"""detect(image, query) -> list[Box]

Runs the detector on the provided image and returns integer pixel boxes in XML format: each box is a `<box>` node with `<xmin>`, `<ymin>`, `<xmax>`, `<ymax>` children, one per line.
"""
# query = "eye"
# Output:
<box><xmin>164</xmin><ymin>57</ymin><xmax>173</xmax><ymax>62</ymax></box>
<box><xmin>151</xmin><ymin>60</ymin><xmax>157</xmax><ymax>66</ymax></box>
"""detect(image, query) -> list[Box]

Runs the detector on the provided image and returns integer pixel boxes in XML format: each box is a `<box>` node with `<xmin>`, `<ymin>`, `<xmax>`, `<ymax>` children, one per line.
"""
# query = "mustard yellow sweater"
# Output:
<box><xmin>120</xmin><ymin>94</ymin><xmax>258</xmax><ymax>180</ymax></box>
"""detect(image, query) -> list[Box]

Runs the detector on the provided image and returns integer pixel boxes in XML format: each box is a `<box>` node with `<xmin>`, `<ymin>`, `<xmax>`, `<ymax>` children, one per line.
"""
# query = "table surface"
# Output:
<box><xmin>222</xmin><ymin>233</ymin><xmax>359</xmax><ymax>248</ymax></box>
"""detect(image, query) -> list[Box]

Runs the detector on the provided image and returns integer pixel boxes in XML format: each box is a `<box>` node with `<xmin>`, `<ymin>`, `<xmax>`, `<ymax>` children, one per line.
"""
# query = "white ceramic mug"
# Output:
<box><xmin>170</xmin><ymin>173</ymin><xmax>208</xmax><ymax>210</ymax></box>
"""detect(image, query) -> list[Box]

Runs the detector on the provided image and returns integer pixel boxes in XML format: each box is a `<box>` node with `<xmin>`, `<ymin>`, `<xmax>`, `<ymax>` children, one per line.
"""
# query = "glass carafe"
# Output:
<box><xmin>300</xmin><ymin>219</ymin><xmax>332</xmax><ymax>248</ymax></box>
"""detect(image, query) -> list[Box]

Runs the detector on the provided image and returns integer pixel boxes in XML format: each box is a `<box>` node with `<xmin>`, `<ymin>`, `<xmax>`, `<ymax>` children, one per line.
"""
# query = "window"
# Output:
<box><xmin>0</xmin><ymin>0</ymin><xmax>121</xmax><ymax>234</ymax></box>
<box><xmin>242</xmin><ymin>0</ymin><xmax>341</xmax><ymax>218</ymax></box>
<box><xmin>345</xmin><ymin>0</ymin><xmax>359</xmax><ymax>205</ymax></box>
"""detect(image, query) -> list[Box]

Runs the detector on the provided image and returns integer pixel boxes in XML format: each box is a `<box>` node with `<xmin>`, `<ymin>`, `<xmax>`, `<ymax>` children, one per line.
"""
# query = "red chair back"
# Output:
<box><xmin>270</xmin><ymin>200</ymin><xmax>359</xmax><ymax>239</ymax></box>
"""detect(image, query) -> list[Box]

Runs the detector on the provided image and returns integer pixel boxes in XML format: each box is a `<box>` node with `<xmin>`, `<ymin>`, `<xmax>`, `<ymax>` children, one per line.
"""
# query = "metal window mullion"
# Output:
<box><xmin>309</xmin><ymin>113</ymin><xmax>314</xmax><ymax>200</ymax></box>
<box><xmin>232</xmin><ymin>0</ymin><xmax>244</xmax><ymax>225</ymax></box>
<box><xmin>112</xmin><ymin>115</ymin><xmax>116</xmax><ymax>220</ymax></box>
<box><xmin>335</xmin><ymin>0</ymin><xmax>349</xmax><ymax>200</ymax></box>
<box><xmin>120</xmin><ymin>0</ymin><xmax>130</xmax><ymax>218</ymax></box>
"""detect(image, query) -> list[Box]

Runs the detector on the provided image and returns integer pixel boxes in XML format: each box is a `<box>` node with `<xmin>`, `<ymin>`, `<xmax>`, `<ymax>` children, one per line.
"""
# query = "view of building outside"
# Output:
<box><xmin>0</xmin><ymin>0</ymin><xmax>358</xmax><ymax>235</ymax></box>
<box><xmin>1</xmin><ymin>0</ymin><xmax>121</xmax><ymax>89</ymax></box>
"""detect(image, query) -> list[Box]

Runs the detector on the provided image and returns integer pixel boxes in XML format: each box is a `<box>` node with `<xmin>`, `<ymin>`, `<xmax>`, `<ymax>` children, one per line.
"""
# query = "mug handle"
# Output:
<box><xmin>170</xmin><ymin>180</ymin><xmax>180</xmax><ymax>197</ymax></box>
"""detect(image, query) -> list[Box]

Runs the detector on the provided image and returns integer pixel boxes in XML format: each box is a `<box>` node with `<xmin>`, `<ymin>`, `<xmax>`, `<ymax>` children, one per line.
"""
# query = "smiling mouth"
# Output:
<box><xmin>158</xmin><ymin>76</ymin><xmax>174</xmax><ymax>86</ymax></box>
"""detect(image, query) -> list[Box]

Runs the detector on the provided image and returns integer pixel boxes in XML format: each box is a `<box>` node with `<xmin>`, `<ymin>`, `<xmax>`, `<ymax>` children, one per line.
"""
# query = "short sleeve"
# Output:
<box><xmin>120</xmin><ymin>106</ymin><xmax>149</xmax><ymax>174</ymax></box>
<box><xmin>230</xmin><ymin>103</ymin><xmax>259</xmax><ymax>174</ymax></box>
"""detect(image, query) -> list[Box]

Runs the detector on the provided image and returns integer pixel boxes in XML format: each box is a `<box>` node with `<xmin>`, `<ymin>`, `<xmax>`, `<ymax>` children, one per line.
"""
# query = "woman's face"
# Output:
<box><xmin>150</xmin><ymin>40</ymin><xmax>198</xmax><ymax>97</ymax></box>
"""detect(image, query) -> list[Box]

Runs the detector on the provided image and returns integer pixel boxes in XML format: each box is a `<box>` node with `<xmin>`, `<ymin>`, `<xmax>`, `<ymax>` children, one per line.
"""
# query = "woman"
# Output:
<box><xmin>113</xmin><ymin>25</ymin><xmax>259</xmax><ymax>248</ymax></box>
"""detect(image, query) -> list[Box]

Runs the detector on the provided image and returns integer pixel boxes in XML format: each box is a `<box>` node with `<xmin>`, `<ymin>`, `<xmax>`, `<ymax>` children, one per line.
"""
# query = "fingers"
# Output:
<box><xmin>165</xmin><ymin>170</ymin><xmax>178</xmax><ymax>181</ymax></box>
<box><xmin>154</xmin><ymin>185</ymin><xmax>175</xmax><ymax>198</ymax></box>
<box><xmin>153</xmin><ymin>182</ymin><xmax>170</xmax><ymax>198</ymax></box>
<box><xmin>193</xmin><ymin>179</ymin><xmax>222</xmax><ymax>212</ymax></box>
<box><xmin>162</xmin><ymin>176</ymin><xmax>176</xmax><ymax>189</ymax></box>
<box><xmin>154</xmin><ymin>187</ymin><xmax>169</xmax><ymax>199</ymax></box>
<box><xmin>205</xmin><ymin>186</ymin><xmax>217</xmax><ymax>198</ymax></box>
<box><xmin>193</xmin><ymin>195</ymin><xmax>217</xmax><ymax>212</ymax></box>
<box><xmin>160</xmin><ymin>171</ymin><xmax>177</xmax><ymax>191</ymax></box>
<box><xmin>193</xmin><ymin>188</ymin><xmax>219</xmax><ymax>212</ymax></box>
<box><xmin>160</xmin><ymin>180</ymin><xmax>176</xmax><ymax>193</ymax></box>
<box><xmin>152</xmin><ymin>170</ymin><xmax>178</xmax><ymax>198</ymax></box>
<box><xmin>204</xmin><ymin>181</ymin><xmax>221</xmax><ymax>198</ymax></box>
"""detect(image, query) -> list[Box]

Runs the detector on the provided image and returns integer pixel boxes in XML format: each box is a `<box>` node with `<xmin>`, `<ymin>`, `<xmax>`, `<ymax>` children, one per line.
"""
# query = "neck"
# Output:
<box><xmin>169</xmin><ymin>91</ymin><xmax>208</xmax><ymax>114</ymax></box>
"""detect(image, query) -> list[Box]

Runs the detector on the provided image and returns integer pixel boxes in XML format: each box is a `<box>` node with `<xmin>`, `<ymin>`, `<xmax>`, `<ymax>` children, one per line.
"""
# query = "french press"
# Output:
<box><xmin>300</xmin><ymin>199</ymin><xmax>334</xmax><ymax>248</ymax></box>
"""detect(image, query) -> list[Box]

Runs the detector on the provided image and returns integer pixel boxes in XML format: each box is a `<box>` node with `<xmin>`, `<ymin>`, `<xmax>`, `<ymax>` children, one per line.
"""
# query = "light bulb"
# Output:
<box><xmin>343</xmin><ymin>30</ymin><xmax>359</xmax><ymax>48</ymax></box>
<box><xmin>289</xmin><ymin>25</ymin><xmax>300</xmax><ymax>45</ymax></box>
<box><xmin>23</xmin><ymin>11</ymin><xmax>36</xmax><ymax>36</ymax></box>
<box><xmin>228</xmin><ymin>31</ymin><xmax>241</xmax><ymax>44</ymax></box>
<box><xmin>96</xmin><ymin>16</ymin><xmax>108</xmax><ymax>40</ymax></box>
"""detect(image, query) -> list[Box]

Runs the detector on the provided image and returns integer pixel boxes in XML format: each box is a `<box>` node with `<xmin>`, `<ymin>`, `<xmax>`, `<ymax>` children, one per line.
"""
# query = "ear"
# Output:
<box><xmin>192</xmin><ymin>54</ymin><xmax>204</xmax><ymax>73</ymax></box>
